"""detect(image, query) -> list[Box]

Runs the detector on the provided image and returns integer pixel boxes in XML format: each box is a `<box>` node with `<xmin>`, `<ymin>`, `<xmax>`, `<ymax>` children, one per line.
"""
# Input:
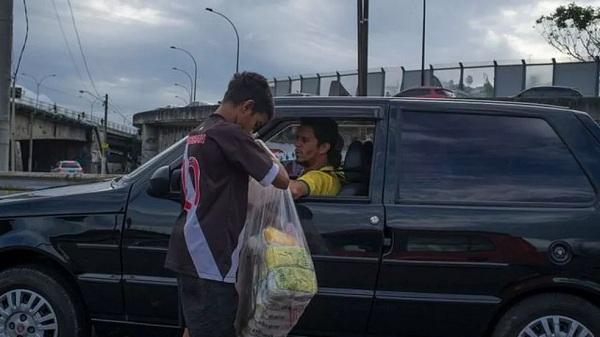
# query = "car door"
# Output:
<box><xmin>120</xmin><ymin>103</ymin><xmax>388</xmax><ymax>336</ymax></box>
<box><xmin>268</xmin><ymin>103</ymin><xmax>387</xmax><ymax>337</ymax></box>
<box><xmin>368</xmin><ymin>102</ymin><xmax>599</xmax><ymax>337</ymax></box>
<box><xmin>120</xmin><ymin>139</ymin><xmax>186</xmax><ymax>329</ymax></box>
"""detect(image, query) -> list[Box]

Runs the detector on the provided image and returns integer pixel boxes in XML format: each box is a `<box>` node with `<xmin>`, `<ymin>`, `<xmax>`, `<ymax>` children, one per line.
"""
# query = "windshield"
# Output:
<box><xmin>61</xmin><ymin>162</ymin><xmax>81</xmax><ymax>168</ymax></box>
<box><xmin>121</xmin><ymin>137</ymin><xmax>187</xmax><ymax>181</ymax></box>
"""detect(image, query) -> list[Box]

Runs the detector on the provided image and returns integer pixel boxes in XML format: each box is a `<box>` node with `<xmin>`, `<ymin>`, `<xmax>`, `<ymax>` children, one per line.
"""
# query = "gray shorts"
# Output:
<box><xmin>178</xmin><ymin>275</ymin><xmax>238</xmax><ymax>337</ymax></box>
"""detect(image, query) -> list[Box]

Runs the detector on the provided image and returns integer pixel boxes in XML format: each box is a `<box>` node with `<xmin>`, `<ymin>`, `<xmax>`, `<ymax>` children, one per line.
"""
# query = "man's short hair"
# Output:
<box><xmin>300</xmin><ymin>117</ymin><xmax>343</xmax><ymax>167</ymax></box>
<box><xmin>222</xmin><ymin>72</ymin><xmax>274</xmax><ymax>120</ymax></box>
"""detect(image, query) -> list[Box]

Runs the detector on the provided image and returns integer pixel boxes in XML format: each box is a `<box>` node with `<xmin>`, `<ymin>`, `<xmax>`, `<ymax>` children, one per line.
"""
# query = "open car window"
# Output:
<box><xmin>266</xmin><ymin>119</ymin><xmax>376</xmax><ymax>198</ymax></box>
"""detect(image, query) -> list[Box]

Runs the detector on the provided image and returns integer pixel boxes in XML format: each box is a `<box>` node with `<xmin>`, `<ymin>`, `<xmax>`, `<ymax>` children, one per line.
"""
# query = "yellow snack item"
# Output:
<box><xmin>263</xmin><ymin>227</ymin><xmax>298</xmax><ymax>246</ymax></box>
<box><xmin>269</xmin><ymin>267</ymin><xmax>318</xmax><ymax>294</ymax></box>
<box><xmin>265</xmin><ymin>246</ymin><xmax>313</xmax><ymax>270</ymax></box>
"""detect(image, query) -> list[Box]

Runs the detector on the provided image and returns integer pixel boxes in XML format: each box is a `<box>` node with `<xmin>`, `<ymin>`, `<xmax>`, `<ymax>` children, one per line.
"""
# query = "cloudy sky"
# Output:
<box><xmin>11</xmin><ymin>0</ymin><xmax>600</xmax><ymax>124</ymax></box>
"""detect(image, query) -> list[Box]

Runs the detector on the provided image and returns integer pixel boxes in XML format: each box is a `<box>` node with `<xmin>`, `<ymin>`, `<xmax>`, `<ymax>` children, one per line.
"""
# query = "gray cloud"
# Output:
<box><xmin>11</xmin><ymin>0</ymin><xmax>600</xmax><ymax>124</ymax></box>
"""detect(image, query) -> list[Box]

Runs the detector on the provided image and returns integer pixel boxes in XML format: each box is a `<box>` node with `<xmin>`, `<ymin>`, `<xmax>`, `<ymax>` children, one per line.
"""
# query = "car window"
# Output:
<box><xmin>122</xmin><ymin>137</ymin><xmax>186</xmax><ymax>181</ymax></box>
<box><xmin>550</xmin><ymin>88</ymin><xmax>579</xmax><ymax>97</ymax></box>
<box><xmin>61</xmin><ymin>162</ymin><xmax>80</xmax><ymax>168</ymax></box>
<box><xmin>398</xmin><ymin>88</ymin><xmax>429</xmax><ymax>97</ymax></box>
<box><xmin>397</xmin><ymin>111</ymin><xmax>595</xmax><ymax>204</ymax></box>
<box><xmin>440</xmin><ymin>89</ymin><xmax>456</xmax><ymax>97</ymax></box>
<box><xmin>520</xmin><ymin>88</ymin><xmax>538</xmax><ymax>97</ymax></box>
<box><xmin>266</xmin><ymin>119</ymin><xmax>376</xmax><ymax>197</ymax></box>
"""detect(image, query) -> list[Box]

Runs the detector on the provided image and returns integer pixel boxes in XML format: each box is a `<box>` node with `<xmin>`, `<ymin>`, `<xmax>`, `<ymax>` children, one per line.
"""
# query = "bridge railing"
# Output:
<box><xmin>270</xmin><ymin>57</ymin><xmax>600</xmax><ymax>98</ymax></box>
<box><xmin>16</xmin><ymin>96</ymin><xmax>138</xmax><ymax>135</ymax></box>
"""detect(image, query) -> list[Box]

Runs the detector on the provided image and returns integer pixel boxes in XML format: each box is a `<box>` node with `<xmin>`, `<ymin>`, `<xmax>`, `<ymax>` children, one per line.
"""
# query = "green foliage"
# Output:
<box><xmin>536</xmin><ymin>2</ymin><xmax>600</xmax><ymax>61</ymax></box>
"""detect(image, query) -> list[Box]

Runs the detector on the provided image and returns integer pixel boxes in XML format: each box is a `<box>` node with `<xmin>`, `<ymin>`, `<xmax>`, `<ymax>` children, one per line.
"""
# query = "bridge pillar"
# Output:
<box><xmin>141</xmin><ymin>124</ymin><xmax>159</xmax><ymax>164</ymax></box>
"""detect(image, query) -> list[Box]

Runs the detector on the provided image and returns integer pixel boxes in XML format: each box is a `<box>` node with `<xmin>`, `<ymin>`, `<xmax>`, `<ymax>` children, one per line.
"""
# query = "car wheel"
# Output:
<box><xmin>492</xmin><ymin>293</ymin><xmax>600</xmax><ymax>337</ymax></box>
<box><xmin>0</xmin><ymin>265</ymin><xmax>89</xmax><ymax>337</ymax></box>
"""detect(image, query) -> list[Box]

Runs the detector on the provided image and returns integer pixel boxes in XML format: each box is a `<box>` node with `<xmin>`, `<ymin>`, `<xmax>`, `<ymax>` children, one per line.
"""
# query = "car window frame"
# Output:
<box><xmin>129</xmin><ymin>103</ymin><xmax>388</xmax><ymax>204</ymax></box>
<box><xmin>261</xmin><ymin>115</ymin><xmax>383</xmax><ymax>204</ymax></box>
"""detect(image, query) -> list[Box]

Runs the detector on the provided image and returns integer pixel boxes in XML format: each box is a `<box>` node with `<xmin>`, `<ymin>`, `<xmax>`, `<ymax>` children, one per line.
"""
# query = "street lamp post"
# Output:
<box><xmin>80</xmin><ymin>90</ymin><xmax>108</xmax><ymax>174</ymax></box>
<box><xmin>174</xmin><ymin>83</ymin><xmax>191</xmax><ymax>101</ymax></box>
<box><xmin>21</xmin><ymin>72</ymin><xmax>56</xmax><ymax>172</ymax></box>
<box><xmin>174</xmin><ymin>95</ymin><xmax>188</xmax><ymax>106</ymax></box>
<box><xmin>172</xmin><ymin>67</ymin><xmax>194</xmax><ymax>103</ymax></box>
<box><xmin>205</xmin><ymin>8</ymin><xmax>240</xmax><ymax>74</ymax></box>
<box><xmin>170</xmin><ymin>46</ymin><xmax>197</xmax><ymax>102</ymax></box>
<box><xmin>78</xmin><ymin>95</ymin><xmax>97</xmax><ymax>122</ymax></box>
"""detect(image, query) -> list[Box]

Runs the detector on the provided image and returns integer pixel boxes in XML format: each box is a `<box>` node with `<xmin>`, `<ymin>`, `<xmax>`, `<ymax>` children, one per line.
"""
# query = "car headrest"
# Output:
<box><xmin>344</xmin><ymin>141</ymin><xmax>365</xmax><ymax>182</ymax></box>
<box><xmin>362</xmin><ymin>141</ymin><xmax>373</xmax><ymax>174</ymax></box>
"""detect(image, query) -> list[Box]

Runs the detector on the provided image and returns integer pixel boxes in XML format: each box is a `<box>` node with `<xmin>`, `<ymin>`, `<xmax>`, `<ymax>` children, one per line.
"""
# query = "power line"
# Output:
<box><xmin>12</xmin><ymin>0</ymin><xmax>28</xmax><ymax>86</ymax></box>
<box><xmin>65</xmin><ymin>0</ymin><xmax>100</xmax><ymax>97</ymax></box>
<box><xmin>39</xmin><ymin>83</ymin><xmax>76</xmax><ymax>96</ymax></box>
<box><xmin>60</xmin><ymin>0</ymin><xmax>128</xmax><ymax>125</ymax></box>
<box><xmin>107</xmin><ymin>103</ymin><xmax>129</xmax><ymax>123</ymax></box>
<box><xmin>50</xmin><ymin>0</ymin><xmax>86</xmax><ymax>87</ymax></box>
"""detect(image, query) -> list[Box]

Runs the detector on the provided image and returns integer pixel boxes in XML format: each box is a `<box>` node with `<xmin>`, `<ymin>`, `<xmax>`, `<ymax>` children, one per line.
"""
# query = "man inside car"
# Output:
<box><xmin>289</xmin><ymin>117</ymin><xmax>343</xmax><ymax>199</ymax></box>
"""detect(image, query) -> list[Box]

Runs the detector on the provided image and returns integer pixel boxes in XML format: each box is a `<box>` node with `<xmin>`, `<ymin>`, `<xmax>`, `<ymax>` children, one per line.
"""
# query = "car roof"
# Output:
<box><xmin>523</xmin><ymin>86</ymin><xmax>578</xmax><ymax>90</ymax></box>
<box><xmin>273</xmin><ymin>96</ymin><xmax>582</xmax><ymax>118</ymax></box>
<box><xmin>401</xmin><ymin>87</ymin><xmax>440</xmax><ymax>90</ymax></box>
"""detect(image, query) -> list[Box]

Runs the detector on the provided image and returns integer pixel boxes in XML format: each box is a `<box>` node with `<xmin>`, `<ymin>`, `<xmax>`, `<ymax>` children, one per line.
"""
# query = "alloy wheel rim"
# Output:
<box><xmin>519</xmin><ymin>315</ymin><xmax>594</xmax><ymax>337</ymax></box>
<box><xmin>0</xmin><ymin>289</ymin><xmax>58</xmax><ymax>337</ymax></box>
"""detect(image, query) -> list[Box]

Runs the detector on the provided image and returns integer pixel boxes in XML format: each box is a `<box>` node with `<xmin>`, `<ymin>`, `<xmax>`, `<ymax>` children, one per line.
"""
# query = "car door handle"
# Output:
<box><xmin>370</xmin><ymin>216</ymin><xmax>380</xmax><ymax>225</ymax></box>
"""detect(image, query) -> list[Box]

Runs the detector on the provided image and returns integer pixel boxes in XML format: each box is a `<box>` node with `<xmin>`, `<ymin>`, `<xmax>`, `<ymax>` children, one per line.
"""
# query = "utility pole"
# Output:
<box><xmin>102</xmin><ymin>94</ymin><xmax>108</xmax><ymax>175</ymax></box>
<box><xmin>357</xmin><ymin>0</ymin><xmax>369</xmax><ymax>96</ymax></box>
<box><xmin>420</xmin><ymin>0</ymin><xmax>427</xmax><ymax>86</ymax></box>
<box><xmin>0</xmin><ymin>0</ymin><xmax>12</xmax><ymax>171</ymax></box>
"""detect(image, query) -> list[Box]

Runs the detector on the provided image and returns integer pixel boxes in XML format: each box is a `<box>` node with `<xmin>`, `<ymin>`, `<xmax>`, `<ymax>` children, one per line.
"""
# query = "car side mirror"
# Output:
<box><xmin>149</xmin><ymin>165</ymin><xmax>171</xmax><ymax>197</ymax></box>
<box><xmin>171</xmin><ymin>168</ymin><xmax>181</xmax><ymax>194</ymax></box>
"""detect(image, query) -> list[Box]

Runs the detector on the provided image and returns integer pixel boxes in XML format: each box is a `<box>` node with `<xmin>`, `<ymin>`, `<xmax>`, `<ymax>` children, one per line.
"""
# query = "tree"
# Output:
<box><xmin>536</xmin><ymin>3</ymin><xmax>600</xmax><ymax>61</ymax></box>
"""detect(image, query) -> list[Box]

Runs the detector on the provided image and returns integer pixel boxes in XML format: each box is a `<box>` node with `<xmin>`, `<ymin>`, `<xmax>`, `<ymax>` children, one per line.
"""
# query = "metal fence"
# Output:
<box><xmin>270</xmin><ymin>58</ymin><xmax>600</xmax><ymax>98</ymax></box>
<box><xmin>16</xmin><ymin>96</ymin><xmax>138</xmax><ymax>135</ymax></box>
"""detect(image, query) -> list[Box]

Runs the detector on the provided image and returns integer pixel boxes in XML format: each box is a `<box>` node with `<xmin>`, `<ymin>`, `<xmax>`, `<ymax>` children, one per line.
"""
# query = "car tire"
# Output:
<box><xmin>0</xmin><ymin>265</ymin><xmax>89</xmax><ymax>337</ymax></box>
<box><xmin>492</xmin><ymin>293</ymin><xmax>600</xmax><ymax>337</ymax></box>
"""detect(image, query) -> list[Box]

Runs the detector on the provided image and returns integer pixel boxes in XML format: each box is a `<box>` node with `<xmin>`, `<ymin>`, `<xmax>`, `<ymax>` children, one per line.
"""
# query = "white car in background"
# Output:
<box><xmin>51</xmin><ymin>160</ymin><xmax>83</xmax><ymax>175</ymax></box>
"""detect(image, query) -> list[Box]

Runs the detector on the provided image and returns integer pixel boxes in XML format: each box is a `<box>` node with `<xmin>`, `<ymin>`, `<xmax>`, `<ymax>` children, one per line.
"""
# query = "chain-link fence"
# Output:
<box><xmin>270</xmin><ymin>58</ymin><xmax>600</xmax><ymax>98</ymax></box>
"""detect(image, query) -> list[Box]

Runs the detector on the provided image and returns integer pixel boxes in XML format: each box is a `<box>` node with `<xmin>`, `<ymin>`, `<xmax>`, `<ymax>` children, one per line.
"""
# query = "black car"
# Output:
<box><xmin>1</xmin><ymin>97</ymin><xmax>600</xmax><ymax>337</ymax></box>
<box><xmin>514</xmin><ymin>86</ymin><xmax>583</xmax><ymax>99</ymax></box>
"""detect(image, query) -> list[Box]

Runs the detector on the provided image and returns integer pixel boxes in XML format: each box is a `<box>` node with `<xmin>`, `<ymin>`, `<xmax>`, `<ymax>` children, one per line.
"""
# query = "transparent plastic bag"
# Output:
<box><xmin>235</xmin><ymin>177</ymin><xmax>317</xmax><ymax>337</ymax></box>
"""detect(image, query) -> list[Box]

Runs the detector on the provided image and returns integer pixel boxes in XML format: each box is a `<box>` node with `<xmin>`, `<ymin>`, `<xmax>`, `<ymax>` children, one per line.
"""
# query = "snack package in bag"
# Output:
<box><xmin>235</xmin><ymin>176</ymin><xmax>317</xmax><ymax>337</ymax></box>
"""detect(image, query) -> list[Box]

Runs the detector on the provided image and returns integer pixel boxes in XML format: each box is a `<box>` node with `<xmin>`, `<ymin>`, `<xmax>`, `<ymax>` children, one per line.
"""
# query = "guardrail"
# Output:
<box><xmin>0</xmin><ymin>171</ymin><xmax>122</xmax><ymax>193</ymax></box>
<box><xmin>16</xmin><ymin>96</ymin><xmax>138</xmax><ymax>135</ymax></box>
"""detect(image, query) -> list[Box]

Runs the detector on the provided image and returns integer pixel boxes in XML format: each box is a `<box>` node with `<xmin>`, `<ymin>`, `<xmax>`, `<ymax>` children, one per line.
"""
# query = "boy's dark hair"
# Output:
<box><xmin>222</xmin><ymin>72</ymin><xmax>274</xmax><ymax>120</ymax></box>
<box><xmin>300</xmin><ymin>117</ymin><xmax>343</xmax><ymax>168</ymax></box>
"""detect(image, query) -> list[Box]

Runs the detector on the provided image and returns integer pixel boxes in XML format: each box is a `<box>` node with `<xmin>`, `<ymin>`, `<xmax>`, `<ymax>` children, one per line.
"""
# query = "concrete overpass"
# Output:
<box><xmin>133</xmin><ymin>104</ymin><xmax>217</xmax><ymax>163</ymax></box>
<box><xmin>13</xmin><ymin>97</ymin><xmax>140</xmax><ymax>173</ymax></box>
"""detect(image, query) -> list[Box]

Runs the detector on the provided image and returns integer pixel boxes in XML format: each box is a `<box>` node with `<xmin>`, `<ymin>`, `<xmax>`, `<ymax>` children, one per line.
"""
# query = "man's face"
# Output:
<box><xmin>295</xmin><ymin>125</ymin><xmax>329</xmax><ymax>166</ymax></box>
<box><xmin>236</xmin><ymin>100</ymin><xmax>269</xmax><ymax>133</ymax></box>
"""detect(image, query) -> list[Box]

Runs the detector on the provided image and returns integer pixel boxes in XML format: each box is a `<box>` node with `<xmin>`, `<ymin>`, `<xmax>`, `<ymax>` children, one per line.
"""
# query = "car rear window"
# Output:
<box><xmin>61</xmin><ymin>162</ymin><xmax>80</xmax><ymax>168</ymax></box>
<box><xmin>397</xmin><ymin>111</ymin><xmax>595</xmax><ymax>204</ymax></box>
<box><xmin>436</xmin><ymin>89</ymin><xmax>455</xmax><ymax>97</ymax></box>
<box><xmin>398</xmin><ymin>88</ymin><xmax>430</xmax><ymax>97</ymax></box>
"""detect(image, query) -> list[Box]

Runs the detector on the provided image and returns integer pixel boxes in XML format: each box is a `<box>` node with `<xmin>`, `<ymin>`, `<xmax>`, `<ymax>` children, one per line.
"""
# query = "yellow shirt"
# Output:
<box><xmin>297</xmin><ymin>165</ymin><xmax>341</xmax><ymax>197</ymax></box>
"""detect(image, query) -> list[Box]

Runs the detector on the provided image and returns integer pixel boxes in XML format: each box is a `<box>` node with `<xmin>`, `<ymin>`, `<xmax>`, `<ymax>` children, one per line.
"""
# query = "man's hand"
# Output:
<box><xmin>289</xmin><ymin>180</ymin><xmax>309</xmax><ymax>199</ymax></box>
